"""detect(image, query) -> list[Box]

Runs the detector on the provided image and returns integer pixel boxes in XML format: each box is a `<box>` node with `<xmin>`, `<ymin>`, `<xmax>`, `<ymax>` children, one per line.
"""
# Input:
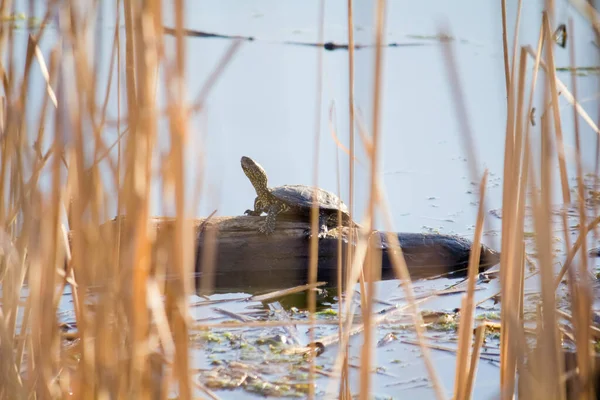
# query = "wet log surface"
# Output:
<box><xmin>68</xmin><ymin>215</ymin><xmax>500</xmax><ymax>293</ymax></box>
<box><xmin>192</xmin><ymin>215</ymin><xmax>500</xmax><ymax>292</ymax></box>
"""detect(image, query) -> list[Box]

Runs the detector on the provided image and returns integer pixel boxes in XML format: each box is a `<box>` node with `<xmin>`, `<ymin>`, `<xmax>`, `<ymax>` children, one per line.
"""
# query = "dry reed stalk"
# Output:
<box><xmin>501</xmin><ymin>0</ymin><xmax>510</xmax><ymax>95</ymax></box>
<box><xmin>521</xmin><ymin>12</ymin><xmax>568</xmax><ymax>398</ymax></box>
<box><xmin>500</xmin><ymin>46</ymin><xmax>531</xmax><ymax>400</ymax></box>
<box><xmin>337</xmin><ymin>82</ymin><xmax>446</xmax><ymax>398</ymax></box>
<box><xmin>525</xmin><ymin>48</ymin><xmax>600</xmax><ymax>137</ymax></box>
<box><xmin>192</xmin><ymin>42</ymin><xmax>244</xmax><ymax>299</ymax></box>
<box><xmin>147</xmin><ymin>278</ymin><xmax>176</xmax><ymax>360</ymax></box>
<box><xmin>9</xmin><ymin>30</ymin><xmax>57</xmax><ymax>344</ymax></box>
<box><xmin>496</xmin><ymin>17</ymin><xmax>542</xmax><ymax>397</ymax></box>
<box><xmin>555</xmin><ymin>214</ymin><xmax>600</xmax><ymax>288</ymax></box>
<box><xmin>342</xmin><ymin>2</ymin><xmax>355</xmax><ymax>394</ymax></box>
<box><xmin>464</xmin><ymin>324</ymin><xmax>487</xmax><ymax>398</ymax></box>
<box><xmin>358</xmin><ymin>1</ymin><xmax>387</xmax><ymax>398</ymax></box>
<box><xmin>400</xmin><ymin>337</ymin><xmax>500</xmax><ymax>365</ymax></box>
<box><xmin>498</xmin><ymin>37</ymin><xmax>518</xmax><ymax>400</ymax></box>
<box><xmin>566</xmin><ymin>18</ymin><xmax>594</xmax><ymax>399</ymax></box>
<box><xmin>250</xmin><ymin>282</ymin><xmax>328</xmax><ymax>302</ymax></box>
<box><xmin>146</xmin><ymin>0</ymin><xmax>199</xmax><ymax>395</ymax></box>
<box><xmin>193</xmin><ymin>319</ymin><xmax>352</xmax><ymax>330</ymax></box>
<box><xmin>197</xmin><ymin>222</ymin><xmax>218</xmax><ymax>295</ymax></box>
<box><xmin>592</xmin><ymin>2</ymin><xmax>600</xmax><ymax>297</ymax></box>
<box><xmin>542</xmin><ymin>13</ymin><xmax>571</xmax><ymax>204</ymax></box>
<box><xmin>123</xmin><ymin>1</ymin><xmax>156</xmax><ymax>395</ymax></box>
<box><xmin>307</xmin><ymin>2</ymin><xmax>326</xmax><ymax>398</ymax></box>
<box><xmin>452</xmin><ymin>171</ymin><xmax>488</xmax><ymax>400</ymax></box>
<box><xmin>332</xmin><ymin>107</ymin><xmax>349</xmax><ymax>400</ymax></box>
<box><xmin>346</xmin><ymin>0</ymin><xmax>355</xmax><ymax>289</ymax></box>
<box><xmin>568</xmin><ymin>0</ymin><xmax>600</xmax><ymax>34</ymax></box>
<box><xmin>0</xmin><ymin>0</ymin><xmax>200</xmax><ymax>398</ymax></box>
<box><xmin>438</xmin><ymin>9</ymin><xmax>527</xmax><ymax>396</ymax></box>
<box><xmin>509</xmin><ymin>0</ymin><xmax>523</xmax><ymax>107</ymax></box>
<box><xmin>520</xmin><ymin>22</ymin><xmax>546</xmax><ymax>269</ymax></box>
<box><xmin>377</xmin><ymin>195</ymin><xmax>446</xmax><ymax>399</ymax></box>
<box><xmin>57</xmin><ymin>8</ymin><xmax>99</xmax><ymax>398</ymax></box>
<box><xmin>324</xmin><ymin>221</ymin><xmax>371</xmax><ymax>396</ymax></box>
<box><xmin>494</xmin><ymin>58</ymin><xmax>529</xmax><ymax>395</ymax></box>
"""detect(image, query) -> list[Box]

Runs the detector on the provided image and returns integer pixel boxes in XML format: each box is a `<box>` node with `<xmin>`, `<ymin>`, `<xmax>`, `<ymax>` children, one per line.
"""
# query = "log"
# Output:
<box><xmin>67</xmin><ymin>215</ymin><xmax>500</xmax><ymax>293</ymax></box>
<box><xmin>192</xmin><ymin>215</ymin><xmax>500</xmax><ymax>292</ymax></box>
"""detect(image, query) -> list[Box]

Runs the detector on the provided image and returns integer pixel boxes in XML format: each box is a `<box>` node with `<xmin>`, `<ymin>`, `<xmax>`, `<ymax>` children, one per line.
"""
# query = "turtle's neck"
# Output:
<box><xmin>254</xmin><ymin>181</ymin><xmax>269</xmax><ymax>198</ymax></box>
<box><xmin>248</xmin><ymin>172</ymin><xmax>269</xmax><ymax>198</ymax></box>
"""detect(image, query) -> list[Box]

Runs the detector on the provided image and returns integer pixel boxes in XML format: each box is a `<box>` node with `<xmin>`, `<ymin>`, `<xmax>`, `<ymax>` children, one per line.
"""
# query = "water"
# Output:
<box><xmin>6</xmin><ymin>0</ymin><xmax>600</xmax><ymax>398</ymax></box>
<box><xmin>14</xmin><ymin>0</ymin><xmax>600</xmax><ymax>237</ymax></box>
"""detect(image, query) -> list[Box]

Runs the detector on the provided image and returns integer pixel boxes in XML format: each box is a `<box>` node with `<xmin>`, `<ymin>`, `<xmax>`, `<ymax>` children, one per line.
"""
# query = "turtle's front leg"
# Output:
<box><xmin>245</xmin><ymin>197</ymin><xmax>266</xmax><ymax>216</ymax></box>
<box><xmin>260</xmin><ymin>203</ymin><xmax>284</xmax><ymax>235</ymax></box>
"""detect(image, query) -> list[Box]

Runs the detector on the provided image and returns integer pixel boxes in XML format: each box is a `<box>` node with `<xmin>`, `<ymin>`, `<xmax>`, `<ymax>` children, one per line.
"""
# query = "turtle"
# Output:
<box><xmin>241</xmin><ymin>156</ymin><xmax>353</xmax><ymax>237</ymax></box>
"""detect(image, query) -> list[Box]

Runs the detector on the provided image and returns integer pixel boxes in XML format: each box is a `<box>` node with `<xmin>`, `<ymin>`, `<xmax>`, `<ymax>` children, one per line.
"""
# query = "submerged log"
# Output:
<box><xmin>67</xmin><ymin>215</ymin><xmax>500</xmax><ymax>293</ymax></box>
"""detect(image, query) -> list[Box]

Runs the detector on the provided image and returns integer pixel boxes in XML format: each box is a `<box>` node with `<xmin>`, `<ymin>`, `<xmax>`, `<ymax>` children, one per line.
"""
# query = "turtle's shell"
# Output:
<box><xmin>270</xmin><ymin>184</ymin><xmax>349</xmax><ymax>215</ymax></box>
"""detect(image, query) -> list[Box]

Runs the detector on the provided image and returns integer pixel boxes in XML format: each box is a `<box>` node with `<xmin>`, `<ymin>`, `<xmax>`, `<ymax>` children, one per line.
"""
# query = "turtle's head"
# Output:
<box><xmin>241</xmin><ymin>156</ymin><xmax>268</xmax><ymax>192</ymax></box>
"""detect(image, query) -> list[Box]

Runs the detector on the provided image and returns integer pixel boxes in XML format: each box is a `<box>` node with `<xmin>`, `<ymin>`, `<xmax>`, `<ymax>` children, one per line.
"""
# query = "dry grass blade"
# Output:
<box><xmin>496</xmin><ymin>39</ymin><xmax>533</xmax><ymax>400</ymax></box>
<box><xmin>453</xmin><ymin>170</ymin><xmax>488</xmax><ymax>400</ymax></box>
<box><xmin>565</xmin><ymin>18</ymin><xmax>594</xmax><ymax>399</ymax></box>
<box><xmin>464</xmin><ymin>324</ymin><xmax>487</xmax><ymax>398</ymax></box>
<box><xmin>212</xmin><ymin>307</ymin><xmax>256</xmax><ymax>323</ymax></box>
<box><xmin>250</xmin><ymin>282</ymin><xmax>327</xmax><ymax>302</ymax></box>
<box><xmin>162</xmin><ymin>0</ymin><xmax>194</xmax><ymax>395</ymax></box>
<box><xmin>522</xmin><ymin>12</ymin><xmax>567</xmax><ymax>398</ymax></box>
<box><xmin>359</xmin><ymin>2</ymin><xmax>387</xmax><ymax>398</ymax></box>
<box><xmin>329</xmin><ymin>100</ymin><xmax>349</xmax><ymax>398</ymax></box>
<box><xmin>501</xmin><ymin>0</ymin><xmax>511</xmax><ymax>94</ymax></box>
<box><xmin>147</xmin><ymin>279</ymin><xmax>176</xmax><ymax>360</ymax></box>
<box><xmin>400</xmin><ymin>338</ymin><xmax>500</xmax><ymax>364</ymax></box>
<box><xmin>31</xmin><ymin>35</ymin><xmax>58</xmax><ymax>108</ymax></box>
<box><xmin>307</xmin><ymin>2</ymin><xmax>326</xmax><ymax>399</ymax></box>
<box><xmin>193</xmin><ymin>320</ymin><xmax>349</xmax><ymax>330</ymax></box>
<box><xmin>324</xmin><ymin>222</ymin><xmax>372</xmax><ymax>397</ymax></box>
<box><xmin>509</xmin><ymin>0</ymin><xmax>524</xmax><ymax>108</ymax></box>
<box><xmin>568</xmin><ymin>0</ymin><xmax>600</xmax><ymax>35</ymax></box>
<box><xmin>542</xmin><ymin>13</ymin><xmax>570</xmax><ymax>204</ymax></box>
<box><xmin>524</xmin><ymin>46</ymin><xmax>600</xmax><ymax>136</ymax></box>
<box><xmin>555</xmin><ymin>214</ymin><xmax>600</xmax><ymax>288</ymax></box>
<box><xmin>345</xmin><ymin>78</ymin><xmax>446</xmax><ymax>398</ymax></box>
<box><xmin>378</xmin><ymin>196</ymin><xmax>447</xmax><ymax>400</ymax></box>
<box><xmin>556</xmin><ymin>309</ymin><xmax>600</xmax><ymax>339</ymax></box>
<box><xmin>388</xmin><ymin>285</ymin><xmax>486</xmax><ymax>302</ymax></box>
<box><xmin>194</xmin><ymin>381</ymin><xmax>223</xmax><ymax>400</ymax></box>
<box><xmin>500</xmin><ymin>45</ymin><xmax>532</xmax><ymax>399</ymax></box>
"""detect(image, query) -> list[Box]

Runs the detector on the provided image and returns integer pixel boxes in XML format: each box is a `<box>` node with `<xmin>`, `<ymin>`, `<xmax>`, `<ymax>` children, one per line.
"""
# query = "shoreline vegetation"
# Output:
<box><xmin>0</xmin><ymin>1</ymin><xmax>599</xmax><ymax>399</ymax></box>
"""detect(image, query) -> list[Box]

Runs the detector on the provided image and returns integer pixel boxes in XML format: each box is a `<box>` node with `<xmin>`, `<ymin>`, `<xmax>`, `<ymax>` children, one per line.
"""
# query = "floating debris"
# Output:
<box><xmin>377</xmin><ymin>332</ymin><xmax>399</xmax><ymax>347</ymax></box>
<box><xmin>421</xmin><ymin>310</ymin><xmax>458</xmax><ymax>332</ymax></box>
<box><xmin>199</xmin><ymin>360</ymin><xmax>315</xmax><ymax>397</ymax></box>
<box><xmin>553</xmin><ymin>24</ymin><xmax>567</xmax><ymax>48</ymax></box>
<box><xmin>162</xmin><ymin>26</ymin><xmax>431</xmax><ymax>51</ymax></box>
